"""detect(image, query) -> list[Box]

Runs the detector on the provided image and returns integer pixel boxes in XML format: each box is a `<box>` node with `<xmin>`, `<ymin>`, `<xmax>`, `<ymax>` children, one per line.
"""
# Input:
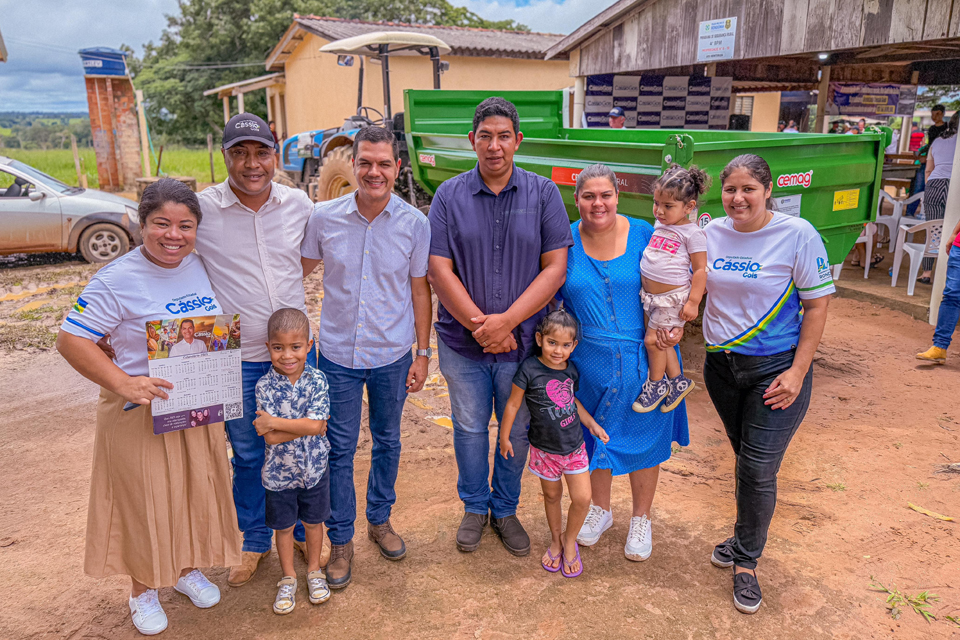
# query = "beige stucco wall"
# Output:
<box><xmin>282</xmin><ymin>32</ymin><xmax>572</xmax><ymax>136</ymax></box>
<box><xmin>740</xmin><ymin>91</ymin><xmax>781</xmax><ymax>132</ymax></box>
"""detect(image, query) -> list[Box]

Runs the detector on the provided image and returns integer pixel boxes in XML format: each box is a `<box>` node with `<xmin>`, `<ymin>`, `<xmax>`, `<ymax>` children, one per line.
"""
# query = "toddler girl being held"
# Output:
<box><xmin>633</xmin><ymin>164</ymin><xmax>709</xmax><ymax>413</ymax></box>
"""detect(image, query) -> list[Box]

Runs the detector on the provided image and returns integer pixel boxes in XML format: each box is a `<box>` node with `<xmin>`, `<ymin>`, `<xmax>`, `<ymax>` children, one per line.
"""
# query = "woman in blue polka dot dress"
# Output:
<box><xmin>559</xmin><ymin>164</ymin><xmax>690</xmax><ymax>562</ymax></box>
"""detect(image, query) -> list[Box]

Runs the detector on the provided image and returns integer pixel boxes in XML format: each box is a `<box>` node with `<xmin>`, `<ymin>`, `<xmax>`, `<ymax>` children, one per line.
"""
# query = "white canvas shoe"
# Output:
<box><xmin>174</xmin><ymin>569</ymin><xmax>221</xmax><ymax>608</ymax></box>
<box><xmin>129</xmin><ymin>589</ymin><xmax>168</xmax><ymax>636</ymax></box>
<box><xmin>577</xmin><ymin>505</ymin><xmax>613</xmax><ymax>546</ymax></box>
<box><xmin>624</xmin><ymin>515</ymin><xmax>652</xmax><ymax>561</ymax></box>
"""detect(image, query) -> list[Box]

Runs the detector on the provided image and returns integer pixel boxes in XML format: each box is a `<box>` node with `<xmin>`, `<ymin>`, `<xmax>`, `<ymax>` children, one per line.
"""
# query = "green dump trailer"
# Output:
<box><xmin>403</xmin><ymin>89</ymin><xmax>890</xmax><ymax>266</ymax></box>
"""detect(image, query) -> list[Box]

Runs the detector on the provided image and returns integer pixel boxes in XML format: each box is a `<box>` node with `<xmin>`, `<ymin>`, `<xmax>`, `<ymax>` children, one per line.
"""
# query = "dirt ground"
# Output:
<box><xmin>1</xmin><ymin>257</ymin><xmax>959</xmax><ymax>639</ymax></box>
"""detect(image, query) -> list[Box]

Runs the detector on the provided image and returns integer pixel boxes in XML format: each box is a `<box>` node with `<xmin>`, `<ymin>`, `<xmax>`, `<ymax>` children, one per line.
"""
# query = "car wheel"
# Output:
<box><xmin>79</xmin><ymin>223</ymin><xmax>130</xmax><ymax>263</ymax></box>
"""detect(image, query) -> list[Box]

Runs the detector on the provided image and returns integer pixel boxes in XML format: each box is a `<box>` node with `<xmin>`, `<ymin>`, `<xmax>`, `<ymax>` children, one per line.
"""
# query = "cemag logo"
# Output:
<box><xmin>418</xmin><ymin>153</ymin><xmax>436</xmax><ymax>167</ymax></box>
<box><xmin>776</xmin><ymin>170</ymin><xmax>813</xmax><ymax>189</ymax></box>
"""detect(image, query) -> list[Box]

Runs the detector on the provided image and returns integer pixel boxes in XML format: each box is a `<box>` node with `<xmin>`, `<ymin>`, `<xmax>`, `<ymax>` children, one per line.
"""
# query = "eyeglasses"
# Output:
<box><xmin>228</xmin><ymin>147</ymin><xmax>274</xmax><ymax>162</ymax></box>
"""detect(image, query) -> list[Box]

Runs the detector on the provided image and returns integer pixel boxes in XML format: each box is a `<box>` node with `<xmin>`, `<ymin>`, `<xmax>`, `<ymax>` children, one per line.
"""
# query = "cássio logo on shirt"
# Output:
<box><xmin>712</xmin><ymin>256</ymin><xmax>763</xmax><ymax>279</ymax></box>
<box><xmin>165</xmin><ymin>293</ymin><xmax>217</xmax><ymax>315</ymax></box>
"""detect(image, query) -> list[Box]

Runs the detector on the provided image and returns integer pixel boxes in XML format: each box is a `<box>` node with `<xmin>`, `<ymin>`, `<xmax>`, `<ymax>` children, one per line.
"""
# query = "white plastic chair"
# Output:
<box><xmin>875</xmin><ymin>191</ymin><xmax>923</xmax><ymax>250</ymax></box>
<box><xmin>832</xmin><ymin>222</ymin><xmax>877</xmax><ymax>280</ymax></box>
<box><xmin>890</xmin><ymin>219</ymin><xmax>943</xmax><ymax>296</ymax></box>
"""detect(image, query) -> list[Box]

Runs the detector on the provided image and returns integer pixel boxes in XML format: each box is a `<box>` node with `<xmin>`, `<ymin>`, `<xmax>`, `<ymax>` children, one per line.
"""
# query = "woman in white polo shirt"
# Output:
<box><xmin>702</xmin><ymin>154</ymin><xmax>834</xmax><ymax>615</ymax></box>
<box><xmin>57</xmin><ymin>179</ymin><xmax>241</xmax><ymax>636</ymax></box>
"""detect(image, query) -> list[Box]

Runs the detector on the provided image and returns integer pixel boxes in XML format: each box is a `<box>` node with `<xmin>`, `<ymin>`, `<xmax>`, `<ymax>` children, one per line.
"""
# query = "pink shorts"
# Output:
<box><xmin>528</xmin><ymin>443</ymin><xmax>589</xmax><ymax>482</ymax></box>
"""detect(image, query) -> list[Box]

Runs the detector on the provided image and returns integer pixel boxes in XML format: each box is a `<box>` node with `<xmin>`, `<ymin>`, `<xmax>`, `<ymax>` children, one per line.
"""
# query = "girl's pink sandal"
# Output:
<box><xmin>561</xmin><ymin>542</ymin><xmax>583</xmax><ymax>578</ymax></box>
<box><xmin>542</xmin><ymin>545</ymin><xmax>563</xmax><ymax>573</ymax></box>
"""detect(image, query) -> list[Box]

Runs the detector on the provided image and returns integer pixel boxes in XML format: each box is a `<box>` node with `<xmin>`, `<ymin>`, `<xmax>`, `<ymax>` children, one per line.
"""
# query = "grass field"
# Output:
<box><xmin>1</xmin><ymin>147</ymin><xmax>228</xmax><ymax>190</ymax></box>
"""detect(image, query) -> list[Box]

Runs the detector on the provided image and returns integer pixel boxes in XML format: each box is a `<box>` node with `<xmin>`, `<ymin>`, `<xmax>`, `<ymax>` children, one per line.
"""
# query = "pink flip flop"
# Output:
<box><xmin>561</xmin><ymin>542</ymin><xmax>583</xmax><ymax>578</ymax></box>
<box><xmin>542</xmin><ymin>545</ymin><xmax>562</xmax><ymax>573</ymax></box>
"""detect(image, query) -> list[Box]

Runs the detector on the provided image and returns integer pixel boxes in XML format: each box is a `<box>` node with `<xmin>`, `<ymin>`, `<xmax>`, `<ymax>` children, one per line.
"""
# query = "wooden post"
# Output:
<box><xmin>223</xmin><ymin>96</ymin><xmax>230</xmax><ymax>124</ymax></box>
<box><xmin>900</xmin><ymin>71</ymin><xmax>920</xmax><ymax>153</ymax></box>
<box><xmin>815</xmin><ymin>66</ymin><xmax>831</xmax><ymax>133</ymax></box>
<box><xmin>70</xmin><ymin>134</ymin><xmax>83</xmax><ymax>186</ymax></box>
<box><xmin>573</xmin><ymin>77</ymin><xmax>585</xmax><ymax>129</ymax></box>
<box><xmin>79</xmin><ymin>156</ymin><xmax>88</xmax><ymax>189</ymax></box>
<box><xmin>929</xmin><ymin>114</ymin><xmax>960</xmax><ymax>325</ymax></box>
<box><xmin>135</xmin><ymin>89</ymin><xmax>151</xmax><ymax>178</ymax></box>
<box><xmin>207</xmin><ymin>133</ymin><xmax>216</xmax><ymax>183</ymax></box>
<box><xmin>237</xmin><ymin>91</ymin><xmax>245</xmax><ymax>114</ymax></box>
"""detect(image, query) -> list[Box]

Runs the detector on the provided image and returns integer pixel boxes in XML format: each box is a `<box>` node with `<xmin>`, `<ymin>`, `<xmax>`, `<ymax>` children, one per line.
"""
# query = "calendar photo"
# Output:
<box><xmin>145</xmin><ymin>314</ymin><xmax>243</xmax><ymax>435</ymax></box>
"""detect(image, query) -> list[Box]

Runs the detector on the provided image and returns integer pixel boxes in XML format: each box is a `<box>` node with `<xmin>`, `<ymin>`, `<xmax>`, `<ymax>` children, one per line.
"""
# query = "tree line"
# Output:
<box><xmin>0</xmin><ymin>114</ymin><xmax>92</xmax><ymax>150</ymax></box>
<box><xmin>128</xmin><ymin>0</ymin><xmax>528</xmax><ymax>146</ymax></box>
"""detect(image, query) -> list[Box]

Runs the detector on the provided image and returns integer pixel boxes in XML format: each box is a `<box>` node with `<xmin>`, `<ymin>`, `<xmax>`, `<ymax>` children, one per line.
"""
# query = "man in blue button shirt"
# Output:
<box><xmin>428</xmin><ymin>97</ymin><xmax>573</xmax><ymax>556</ymax></box>
<box><xmin>301</xmin><ymin>127</ymin><xmax>433</xmax><ymax>589</ymax></box>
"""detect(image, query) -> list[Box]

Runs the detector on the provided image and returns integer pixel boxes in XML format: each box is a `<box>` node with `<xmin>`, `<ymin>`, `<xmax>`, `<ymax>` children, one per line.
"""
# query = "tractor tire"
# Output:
<box><xmin>315</xmin><ymin>146</ymin><xmax>357</xmax><ymax>202</ymax></box>
<box><xmin>273</xmin><ymin>169</ymin><xmax>297</xmax><ymax>188</ymax></box>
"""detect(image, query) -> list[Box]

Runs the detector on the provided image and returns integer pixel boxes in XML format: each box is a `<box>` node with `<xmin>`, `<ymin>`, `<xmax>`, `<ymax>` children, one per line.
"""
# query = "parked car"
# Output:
<box><xmin>0</xmin><ymin>156</ymin><xmax>141</xmax><ymax>263</ymax></box>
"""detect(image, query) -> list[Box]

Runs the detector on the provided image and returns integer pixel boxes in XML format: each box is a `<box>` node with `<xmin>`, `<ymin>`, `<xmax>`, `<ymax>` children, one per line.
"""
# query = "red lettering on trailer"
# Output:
<box><xmin>418</xmin><ymin>153</ymin><xmax>436</xmax><ymax>167</ymax></box>
<box><xmin>776</xmin><ymin>170</ymin><xmax>813</xmax><ymax>189</ymax></box>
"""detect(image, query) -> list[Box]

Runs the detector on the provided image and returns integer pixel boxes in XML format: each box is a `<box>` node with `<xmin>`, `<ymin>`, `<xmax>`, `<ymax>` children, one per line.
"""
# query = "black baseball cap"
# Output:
<box><xmin>222</xmin><ymin>113</ymin><xmax>278</xmax><ymax>151</ymax></box>
<box><xmin>608</xmin><ymin>107</ymin><xmax>626</xmax><ymax>118</ymax></box>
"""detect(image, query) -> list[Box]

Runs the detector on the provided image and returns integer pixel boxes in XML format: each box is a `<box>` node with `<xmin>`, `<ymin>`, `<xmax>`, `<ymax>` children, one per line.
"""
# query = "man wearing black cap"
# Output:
<box><xmin>196</xmin><ymin>113</ymin><xmax>317</xmax><ymax>587</ymax></box>
<box><xmin>608</xmin><ymin>107</ymin><xmax>626</xmax><ymax>129</ymax></box>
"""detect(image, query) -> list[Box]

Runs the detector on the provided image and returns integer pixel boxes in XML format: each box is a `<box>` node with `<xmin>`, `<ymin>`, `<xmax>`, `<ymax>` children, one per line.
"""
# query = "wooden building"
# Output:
<box><xmin>262</xmin><ymin>15</ymin><xmax>574</xmax><ymax>140</ymax></box>
<box><xmin>547</xmin><ymin>0</ymin><xmax>960</xmax><ymax>132</ymax></box>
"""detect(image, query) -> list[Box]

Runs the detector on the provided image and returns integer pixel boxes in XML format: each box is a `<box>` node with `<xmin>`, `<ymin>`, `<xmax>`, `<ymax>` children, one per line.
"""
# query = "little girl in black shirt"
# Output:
<box><xmin>499</xmin><ymin>309</ymin><xmax>609</xmax><ymax>578</ymax></box>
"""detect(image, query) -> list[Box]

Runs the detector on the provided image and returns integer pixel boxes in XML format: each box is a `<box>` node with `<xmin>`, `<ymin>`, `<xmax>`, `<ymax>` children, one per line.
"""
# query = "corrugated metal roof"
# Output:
<box><xmin>292</xmin><ymin>15</ymin><xmax>565</xmax><ymax>60</ymax></box>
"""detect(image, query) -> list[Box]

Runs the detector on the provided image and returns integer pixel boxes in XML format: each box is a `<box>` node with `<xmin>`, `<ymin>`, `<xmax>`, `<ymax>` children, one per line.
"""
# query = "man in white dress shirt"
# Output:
<box><xmin>167</xmin><ymin>319</ymin><xmax>208</xmax><ymax>356</ymax></box>
<box><xmin>195</xmin><ymin>114</ymin><xmax>316</xmax><ymax>587</ymax></box>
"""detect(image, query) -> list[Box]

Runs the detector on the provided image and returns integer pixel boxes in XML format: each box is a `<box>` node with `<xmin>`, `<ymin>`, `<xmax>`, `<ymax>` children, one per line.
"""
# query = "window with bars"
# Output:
<box><xmin>733</xmin><ymin>96</ymin><xmax>754</xmax><ymax>116</ymax></box>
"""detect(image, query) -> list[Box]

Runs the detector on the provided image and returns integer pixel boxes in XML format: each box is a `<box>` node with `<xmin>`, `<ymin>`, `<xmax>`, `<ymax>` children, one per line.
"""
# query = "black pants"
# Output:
<box><xmin>703</xmin><ymin>349</ymin><xmax>813</xmax><ymax>570</ymax></box>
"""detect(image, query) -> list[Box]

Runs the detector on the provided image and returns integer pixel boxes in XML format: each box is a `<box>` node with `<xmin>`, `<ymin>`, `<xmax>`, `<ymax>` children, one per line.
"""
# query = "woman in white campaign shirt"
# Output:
<box><xmin>701</xmin><ymin>154</ymin><xmax>833</xmax><ymax>615</ymax></box>
<box><xmin>57</xmin><ymin>180</ymin><xmax>240</xmax><ymax>636</ymax></box>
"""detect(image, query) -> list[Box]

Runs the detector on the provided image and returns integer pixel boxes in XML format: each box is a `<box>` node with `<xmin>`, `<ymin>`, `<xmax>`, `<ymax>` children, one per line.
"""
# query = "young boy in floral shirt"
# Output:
<box><xmin>253</xmin><ymin>308</ymin><xmax>331</xmax><ymax>614</ymax></box>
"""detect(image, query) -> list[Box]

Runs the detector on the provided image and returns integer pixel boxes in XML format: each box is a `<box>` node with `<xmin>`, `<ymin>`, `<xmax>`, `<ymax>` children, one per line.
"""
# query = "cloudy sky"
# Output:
<box><xmin>0</xmin><ymin>0</ymin><xmax>616</xmax><ymax>113</ymax></box>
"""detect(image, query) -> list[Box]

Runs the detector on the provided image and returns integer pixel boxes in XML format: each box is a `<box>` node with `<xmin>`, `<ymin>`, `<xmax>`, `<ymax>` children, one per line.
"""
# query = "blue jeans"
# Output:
<box><xmin>934</xmin><ymin>244</ymin><xmax>960</xmax><ymax>349</ymax></box>
<box><xmin>908</xmin><ymin>166</ymin><xmax>925</xmax><ymax>217</ymax></box>
<box><xmin>438</xmin><ymin>337</ymin><xmax>530</xmax><ymax>519</ymax></box>
<box><xmin>318</xmin><ymin>350</ymin><xmax>411</xmax><ymax>546</ymax></box>
<box><xmin>225</xmin><ymin>349</ymin><xmax>316</xmax><ymax>552</ymax></box>
<box><xmin>703</xmin><ymin>349</ymin><xmax>813</xmax><ymax>570</ymax></box>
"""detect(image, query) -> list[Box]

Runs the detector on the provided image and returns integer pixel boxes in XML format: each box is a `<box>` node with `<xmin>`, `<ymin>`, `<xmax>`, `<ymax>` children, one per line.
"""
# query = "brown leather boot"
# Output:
<box><xmin>367</xmin><ymin>520</ymin><xmax>407</xmax><ymax>561</ymax></box>
<box><xmin>227</xmin><ymin>550</ymin><xmax>271</xmax><ymax>587</ymax></box>
<box><xmin>326</xmin><ymin>540</ymin><xmax>354</xmax><ymax>590</ymax></box>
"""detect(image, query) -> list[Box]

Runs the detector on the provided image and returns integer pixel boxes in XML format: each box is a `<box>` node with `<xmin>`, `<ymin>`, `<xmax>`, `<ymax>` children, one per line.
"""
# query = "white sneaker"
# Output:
<box><xmin>625</xmin><ymin>515</ymin><xmax>653</xmax><ymax>561</ymax></box>
<box><xmin>129</xmin><ymin>589</ymin><xmax>168</xmax><ymax>636</ymax></box>
<box><xmin>306</xmin><ymin>570</ymin><xmax>331</xmax><ymax>604</ymax></box>
<box><xmin>274</xmin><ymin>576</ymin><xmax>297</xmax><ymax>615</ymax></box>
<box><xmin>174</xmin><ymin>569</ymin><xmax>221</xmax><ymax>608</ymax></box>
<box><xmin>577</xmin><ymin>505</ymin><xmax>613</xmax><ymax>546</ymax></box>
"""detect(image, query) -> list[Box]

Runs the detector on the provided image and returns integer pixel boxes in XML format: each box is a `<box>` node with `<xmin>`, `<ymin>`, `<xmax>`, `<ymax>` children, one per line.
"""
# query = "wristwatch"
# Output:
<box><xmin>416</xmin><ymin>347</ymin><xmax>433</xmax><ymax>359</ymax></box>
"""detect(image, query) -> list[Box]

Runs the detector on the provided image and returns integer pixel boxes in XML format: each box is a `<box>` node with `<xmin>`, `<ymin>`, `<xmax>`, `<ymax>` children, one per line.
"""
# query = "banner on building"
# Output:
<box><xmin>585</xmin><ymin>74</ymin><xmax>731</xmax><ymax>129</ymax></box>
<box><xmin>829</xmin><ymin>83</ymin><xmax>918</xmax><ymax>118</ymax></box>
<box><xmin>697</xmin><ymin>17</ymin><xmax>737</xmax><ymax>62</ymax></box>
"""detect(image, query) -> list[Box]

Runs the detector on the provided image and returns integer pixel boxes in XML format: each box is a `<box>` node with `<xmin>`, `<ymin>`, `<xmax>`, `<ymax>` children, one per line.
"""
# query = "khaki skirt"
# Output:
<box><xmin>84</xmin><ymin>389</ymin><xmax>242</xmax><ymax>588</ymax></box>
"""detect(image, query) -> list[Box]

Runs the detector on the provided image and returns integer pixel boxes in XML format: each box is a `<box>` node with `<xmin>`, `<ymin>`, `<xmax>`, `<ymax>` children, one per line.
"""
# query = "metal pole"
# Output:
<box><xmin>815</xmin><ymin>66</ymin><xmax>830</xmax><ymax>133</ymax></box>
<box><xmin>380</xmin><ymin>44</ymin><xmax>392</xmax><ymax>129</ymax></box>
<box><xmin>430</xmin><ymin>47</ymin><xmax>441</xmax><ymax>90</ymax></box>
<box><xmin>357</xmin><ymin>57</ymin><xmax>365</xmax><ymax>114</ymax></box>
<box><xmin>223</xmin><ymin>96</ymin><xmax>229</xmax><ymax>124</ymax></box>
<box><xmin>929</xmin><ymin>130</ymin><xmax>960</xmax><ymax>325</ymax></box>
<box><xmin>237</xmin><ymin>91</ymin><xmax>245</xmax><ymax>114</ymax></box>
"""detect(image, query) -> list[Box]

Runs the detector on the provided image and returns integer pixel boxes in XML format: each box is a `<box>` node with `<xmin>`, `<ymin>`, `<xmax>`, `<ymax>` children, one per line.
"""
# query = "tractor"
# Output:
<box><xmin>279</xmin><ymin>31</ymin><xmax>449</xmax><ymax>207</ymax></box>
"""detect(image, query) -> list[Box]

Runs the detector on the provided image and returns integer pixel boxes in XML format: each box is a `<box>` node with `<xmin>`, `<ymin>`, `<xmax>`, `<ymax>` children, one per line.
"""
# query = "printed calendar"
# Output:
<box><xmin>146</xmin><ymin>313</ymin><xmax>243</xmax><ymax>435</ymax></box>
